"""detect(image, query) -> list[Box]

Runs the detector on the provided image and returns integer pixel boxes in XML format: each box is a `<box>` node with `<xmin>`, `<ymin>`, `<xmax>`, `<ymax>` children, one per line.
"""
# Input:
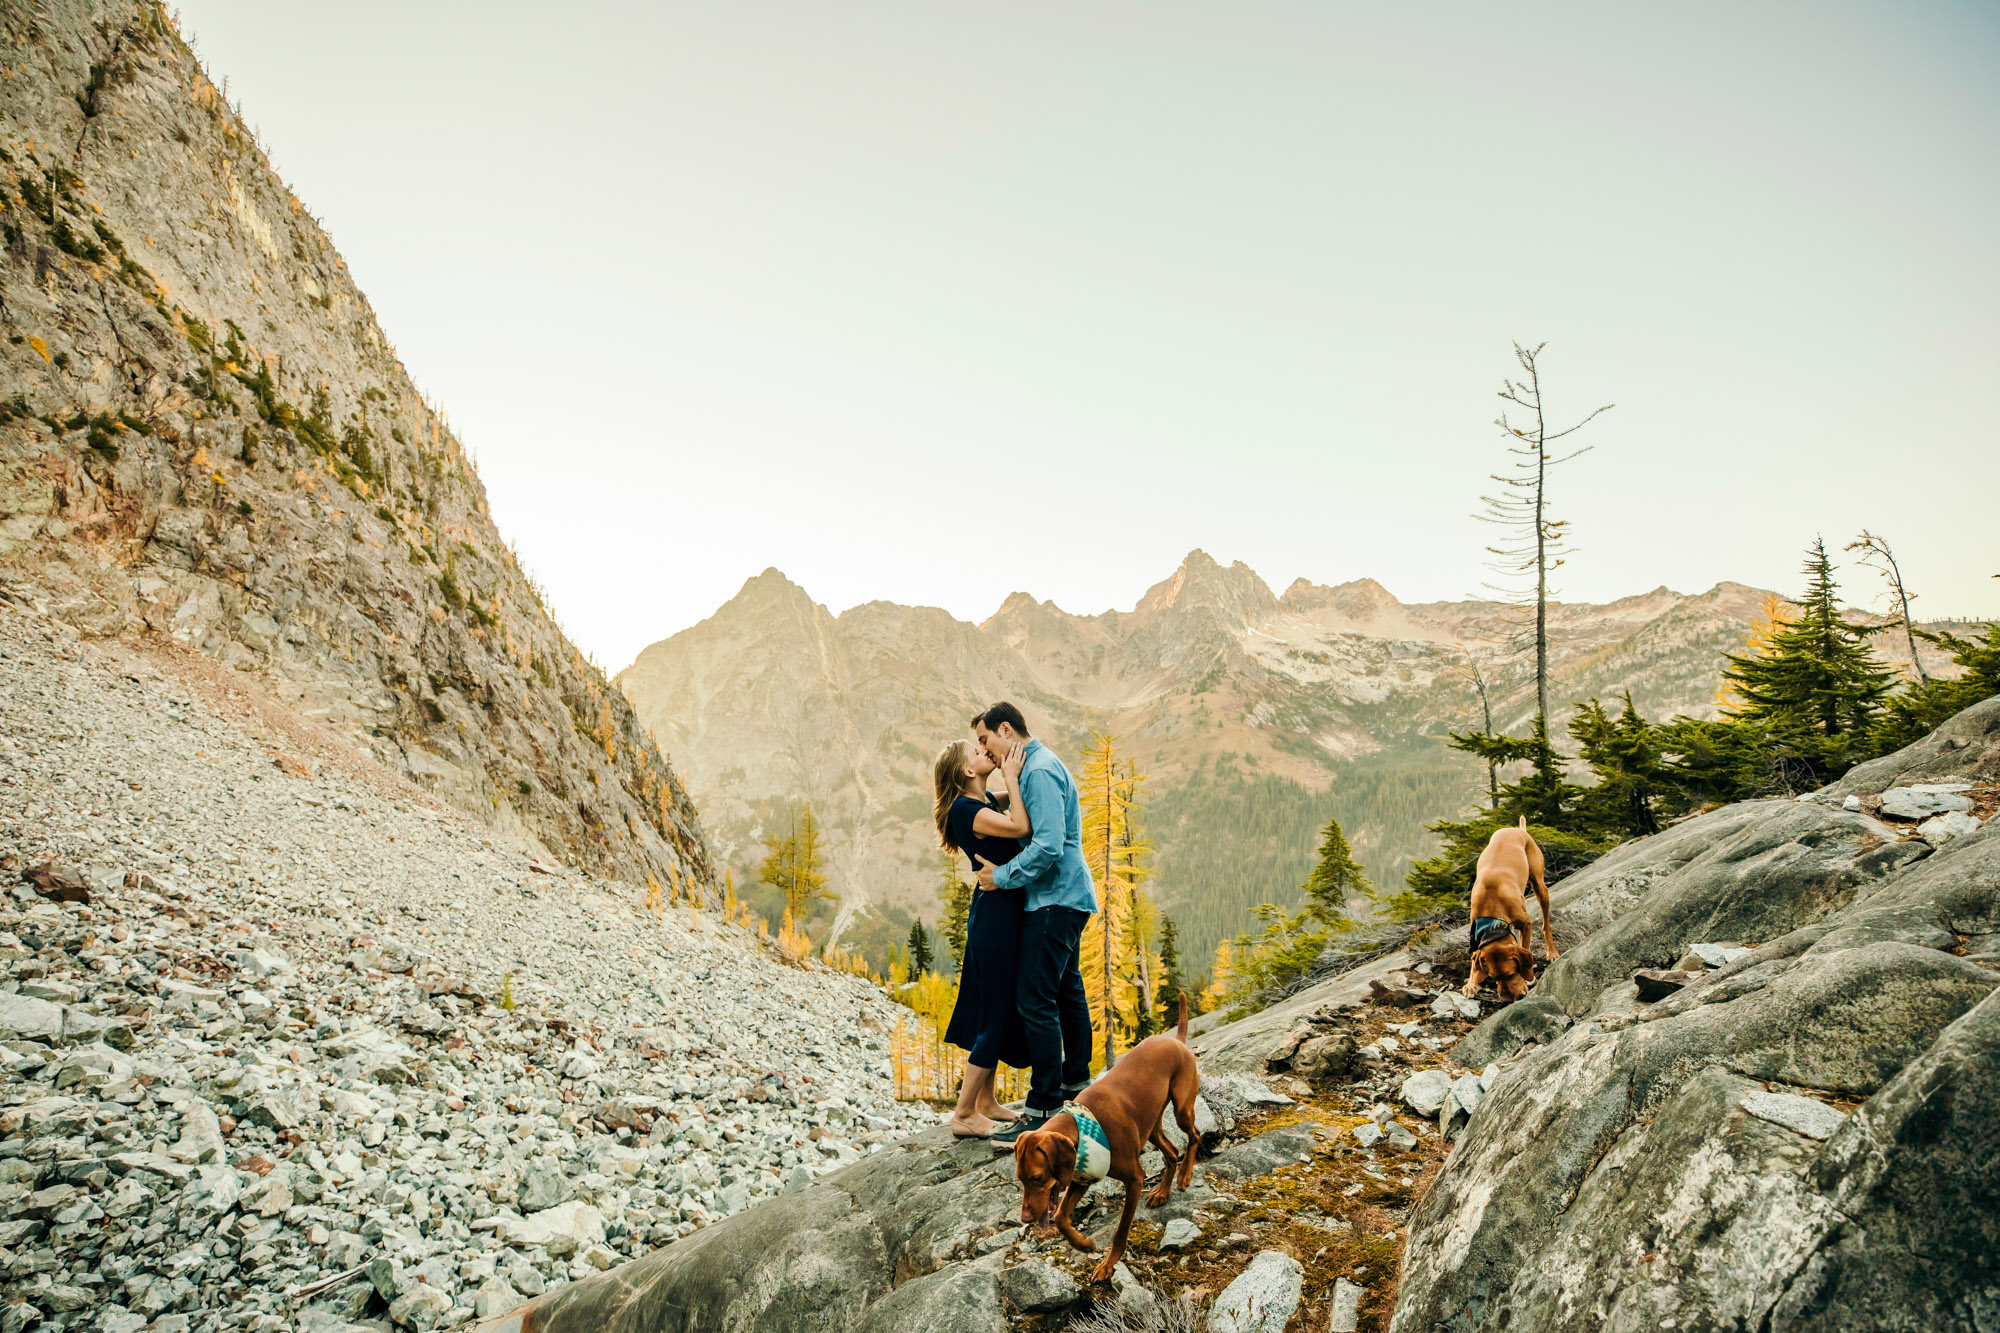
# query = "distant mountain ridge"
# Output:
<box><xmin>617</xmin><ymin>552</ymin><xmax>1947</xmax><ymax>965</ymax></box>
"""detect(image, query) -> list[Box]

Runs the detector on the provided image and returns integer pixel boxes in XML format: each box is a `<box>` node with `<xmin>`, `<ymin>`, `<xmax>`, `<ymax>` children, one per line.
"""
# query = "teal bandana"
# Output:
<box><xmin>1064</xmin><ymin>1101</ymin><xmax>1111</xmax><ymax>1181</ymax></box>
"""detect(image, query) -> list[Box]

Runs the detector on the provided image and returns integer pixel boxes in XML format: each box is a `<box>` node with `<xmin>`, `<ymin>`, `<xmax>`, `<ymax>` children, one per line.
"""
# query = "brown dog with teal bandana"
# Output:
<box><xmin>1463</xmin><ymin>817</ymin><xmax>1556</xmax><ymax>1002</ymax></box>
<box><xmin>1011</xmin><ymin>997</ymin><xmax>1201</xmax><ymax>1282</ymax></box>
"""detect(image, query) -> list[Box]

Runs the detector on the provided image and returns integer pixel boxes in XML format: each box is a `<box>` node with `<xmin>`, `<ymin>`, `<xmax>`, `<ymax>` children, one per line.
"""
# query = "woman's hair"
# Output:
<box><xmin>933</xmin><ymin>739</ymin><xmax>972</xmax><ymax>851</ymax></box>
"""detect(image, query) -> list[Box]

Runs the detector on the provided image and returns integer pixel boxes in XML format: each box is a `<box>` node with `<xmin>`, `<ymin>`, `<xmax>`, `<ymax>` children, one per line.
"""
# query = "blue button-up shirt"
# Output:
<box><xmin>992</xmin><ymin>739</ymin><xmax>1099</xmax><ymax>914</ymax></box>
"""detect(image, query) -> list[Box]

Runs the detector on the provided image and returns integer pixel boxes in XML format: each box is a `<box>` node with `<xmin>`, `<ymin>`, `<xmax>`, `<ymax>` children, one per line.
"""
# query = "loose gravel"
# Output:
<box><xmin>0</xmin><ymin>607</ymin><xmax>934</xmax><ymax>1332</ymax></box>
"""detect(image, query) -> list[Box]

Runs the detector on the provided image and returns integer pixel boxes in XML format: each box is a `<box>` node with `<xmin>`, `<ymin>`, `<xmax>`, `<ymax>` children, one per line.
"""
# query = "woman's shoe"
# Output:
<box><xmin>949</xmin><ymin>1113</ymin><xmax>998</xmax><ymax>1138</ymax></box>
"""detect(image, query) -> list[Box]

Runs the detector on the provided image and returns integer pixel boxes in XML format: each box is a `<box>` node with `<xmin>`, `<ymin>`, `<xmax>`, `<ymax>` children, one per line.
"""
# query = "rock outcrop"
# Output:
<box><xmin>1</xmin><ymin>0</ymin><xmax>708</xmax><ymax>888</ymax></box>
<box><xmin>1392</xmin><ymin>697</ymin><xmax>2000</xmax><ymax>1331</ymax></box>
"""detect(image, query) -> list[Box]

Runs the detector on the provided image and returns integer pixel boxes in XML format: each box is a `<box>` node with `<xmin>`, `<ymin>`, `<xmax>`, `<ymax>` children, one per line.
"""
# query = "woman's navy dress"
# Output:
<box><xmin>943</xmin><ymin>795</ymin><xmax>1030</xmax><ymax>1069</ymax></box>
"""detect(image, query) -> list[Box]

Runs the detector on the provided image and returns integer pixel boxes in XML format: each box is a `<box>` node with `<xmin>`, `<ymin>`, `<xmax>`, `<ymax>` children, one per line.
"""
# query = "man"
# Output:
<box><xmin>969</xmin><ymin>702</ymin><xmax>1096</xmax><ymax>1142</ymax></box>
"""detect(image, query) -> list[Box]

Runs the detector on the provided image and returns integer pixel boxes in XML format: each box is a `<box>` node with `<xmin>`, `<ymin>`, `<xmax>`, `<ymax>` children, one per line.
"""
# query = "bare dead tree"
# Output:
<box><xmin>1477</xmin><ymin>343</ymin><xmax>1613</xmax><ymax>725</ymax></box>
<box><xmin>1845</xmin><ymin>530</ymin><xmax>1927</xmax><ymax>685</ymax></box>
<box><xmin>1453</xmin><ymin>642</ymin><xmax>1500</xmax><ymax>808</ymax></box>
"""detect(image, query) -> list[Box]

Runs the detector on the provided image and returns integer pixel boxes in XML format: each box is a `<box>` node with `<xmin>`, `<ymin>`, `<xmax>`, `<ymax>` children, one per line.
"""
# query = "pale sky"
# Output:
<box><xmin>171</xmin><ymin>1</ymin><xmax>1999</xmax><ymax>669</ymax></box>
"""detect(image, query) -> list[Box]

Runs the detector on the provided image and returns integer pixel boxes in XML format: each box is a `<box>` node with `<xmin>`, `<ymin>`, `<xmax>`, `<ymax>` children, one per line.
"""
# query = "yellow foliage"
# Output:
<box><xmin>190</xmin><ymin>447</ymin><xmax>210</xmax><ymax>468</ymax></box>
<box><xmin>26</xmin><ymin>336</ymin><xmax>49</xmax><ymax>364</ymax></box>
<box><xmin>1077</xmin><ymin>734</ymin><xmax>1157</xmax><ymax>1067</ymax></box>
<box><xmin>1716</xmin><ymin>593</ymin><xmax>1799</xmax><ymax>709</ymax></box>
<box><xmin>776</xmin><ymin>907</ymin><xmax>814</xmax><ymax>966</ymax></box>
<box><xmin>1201</xmin><ymin>939</ymin><xmax>1234</xmax><ymax>1013</ymax></box>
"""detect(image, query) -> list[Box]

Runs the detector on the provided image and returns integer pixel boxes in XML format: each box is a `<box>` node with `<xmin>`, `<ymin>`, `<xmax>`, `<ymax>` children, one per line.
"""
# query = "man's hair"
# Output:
<box><xmin>980</xmin><ymin>701</ymin><xmax>1030</xmax><ymax>737</ymax></box>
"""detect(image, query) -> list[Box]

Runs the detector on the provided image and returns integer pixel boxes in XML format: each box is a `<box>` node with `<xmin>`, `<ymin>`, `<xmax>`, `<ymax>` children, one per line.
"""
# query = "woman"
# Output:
<box><xmin>932</xmin><ymin>735</ymin><xmax>1032</xmax><ymax>1137</ymax></box>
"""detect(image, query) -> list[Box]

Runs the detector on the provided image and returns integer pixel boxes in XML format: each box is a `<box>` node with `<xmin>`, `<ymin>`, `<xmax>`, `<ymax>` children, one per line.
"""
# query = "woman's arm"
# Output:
<box><xmin>972</xmin><ymin>742</ymin><xmax>1032</xmax><ymax>838</ymax></box>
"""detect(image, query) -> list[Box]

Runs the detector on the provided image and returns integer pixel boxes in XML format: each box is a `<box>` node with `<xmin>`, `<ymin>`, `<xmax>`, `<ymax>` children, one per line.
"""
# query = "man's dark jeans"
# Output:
<box><xmin>1018</xmin><ymin>904</ymin><xmax>1093</xmax><ymax>1114</ymax></box>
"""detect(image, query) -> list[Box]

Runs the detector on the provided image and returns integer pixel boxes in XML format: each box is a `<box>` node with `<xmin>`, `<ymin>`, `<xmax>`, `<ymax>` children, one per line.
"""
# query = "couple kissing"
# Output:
<box><xmin>930</xmin><ymin>702</ymin><xmax>1098</xmax><ymax>1142</ymax></box>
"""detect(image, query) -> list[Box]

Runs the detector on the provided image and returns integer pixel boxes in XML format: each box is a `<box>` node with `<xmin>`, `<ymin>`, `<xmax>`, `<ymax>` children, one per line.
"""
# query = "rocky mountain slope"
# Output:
<box><xmin>617</xmin><ymin>554</ymin><xmax>1955</xmax><ymax>963</ymax></box>
<box><xmin>478</xmin><ymin>693</ymin><xmax>1997</xmax><ymax>1333</ymax></box>
<box><xmin>0</xmin><ymin>604</ymin><xmax>935</xmax><ymax>1333</ymax></box>
<box><xmin>1397</xmin><ymin>695</ymin><xmax>2000</xmax><ymax>1332</ymax></box>
<box><xmin>1</xmin><ymin>0</ymin><xmax>708</xmax><ymax>890</ymax></box>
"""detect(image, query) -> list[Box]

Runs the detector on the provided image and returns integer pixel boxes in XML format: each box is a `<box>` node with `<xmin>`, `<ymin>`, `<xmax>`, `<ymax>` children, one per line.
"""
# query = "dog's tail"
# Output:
<box><xmin>1175</xmin><ymin>991</ymin><xmax>1190</xmax><ymax>1043</ymax></box>
<box><xmin>1518</xmin><ymin>815</ymin><xmax>1527</xmax><ymax>830</ymax></box>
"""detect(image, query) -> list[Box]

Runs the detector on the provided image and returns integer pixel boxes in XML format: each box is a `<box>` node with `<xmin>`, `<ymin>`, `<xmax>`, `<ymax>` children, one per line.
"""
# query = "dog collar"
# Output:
<box><xmin>1062</xmin><ymin>1102</ymin><xmax>1111</xmax><ymax>1182</ymax></box>
<box><xmin>1470</xmin><ymin>916</ymin><xmax>1512</xmax><ymax>952</ymax></box>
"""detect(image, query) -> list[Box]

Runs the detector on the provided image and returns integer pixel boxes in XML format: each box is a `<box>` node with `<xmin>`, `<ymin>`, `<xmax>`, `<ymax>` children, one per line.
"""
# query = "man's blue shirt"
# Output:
<box><xmin>991</xmin><ymin>739</ymin><xmax>1098</xmax><ymax>914</ymax></box>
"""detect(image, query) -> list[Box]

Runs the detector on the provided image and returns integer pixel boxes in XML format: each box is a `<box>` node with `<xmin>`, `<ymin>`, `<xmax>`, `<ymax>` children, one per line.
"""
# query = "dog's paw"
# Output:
<box><xmin>1145</xmin><ymin>1185</ymin><xmax>1172</xmax><ymax>1207</ymax></box>
<box><xmin>1089</xmin><ymin>1256</ymin><xmax>1119</xmax><ymax>1284</ymax></box>
<box><xmin>1461</xmin><ymin>981</ymin><xmax>1480</xmax><ymax>999</ymax></box>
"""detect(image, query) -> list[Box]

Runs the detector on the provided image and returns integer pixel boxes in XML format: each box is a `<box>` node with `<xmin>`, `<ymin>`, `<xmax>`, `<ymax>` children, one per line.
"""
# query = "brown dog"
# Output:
<box><xmin>1011</xmin><ymin>998</ymin><xmax>1200</xmax><ymax>1283</ymax></box>
<box><xmin>1463</xmin><ymin>817</ymin><xmax>1556</xmax><ymax>1002</ymax></box>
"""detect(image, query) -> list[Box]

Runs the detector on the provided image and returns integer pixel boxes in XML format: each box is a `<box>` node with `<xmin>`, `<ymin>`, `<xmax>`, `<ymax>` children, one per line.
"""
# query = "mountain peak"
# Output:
<box><xmin>1135</xmin><ymin>551</ymin><xmax>1277</xmax><ymax>623</ymax></box>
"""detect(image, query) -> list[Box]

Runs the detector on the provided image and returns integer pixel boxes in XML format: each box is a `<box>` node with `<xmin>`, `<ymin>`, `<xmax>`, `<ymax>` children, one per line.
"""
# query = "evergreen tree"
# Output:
<box><xmin>1569</xmin><ymin>692</ymin><xmax>1669</xmax><ymax>837</ymax></box>
<box><xmin>1300</xmin><ymin>816</ymin><xmax>1371</xmax><ymax>925</ymax></box>
<box><xmin>935</xmin><ymin>850</ymin><xmax>972</xmax><ymax>974</ymax></box>
<box><xmin>1716</xmin><ymin>538</ymin><xmax>1895</xmax><ymax>790</ymax></box>
<box><xmin>1872</xmin><ymin>622</ymin><xmax>2000</xmax><ymax>751</ymax></box>
<box><xmin>1447</xmin><ymin>714</ymin><xmax>1580</xmax><ymax>828</ymax></box>
<box><xmin>1158</xmin><ymin>916</ymin><xmax>1186</xmax><ymax>1018</ymax></box>
<box><xmin>906</xmin><ymin>920</ymin><xmax>933</xmax><ymax>977</ymax></box>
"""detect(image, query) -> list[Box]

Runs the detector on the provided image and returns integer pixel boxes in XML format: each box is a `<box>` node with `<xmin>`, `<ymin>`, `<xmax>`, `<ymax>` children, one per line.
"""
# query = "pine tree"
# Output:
<box><xmin>935</xmin><ymin>850</ymin><xmax>972</xmax><ymax>974</ymax></box>
<box><xmin>1718</xmin><ymin>538</ymin><xmax>1895</xmax><ymax>789</ymax></box>
<box><xmin>1569</xmin><ymin>692</ymin><xmax>1668</xmax><ymax>837</ymax></box>
<box><xmin>1447</xmin><ymin>714</ymin><xmax>1579</xmax><ymax>828</ymax></box>
<box><xmin>1158</xmin><ymin>916</ymin><xmax>1185</xmax><ymax>1017</ymax></box>
<box><xmin>1873</xmin><ymin>622</ymin><xmax>2000</xmax><ymax>751</ymax></box>
<box><xmin>1300</xmin><ymin>816</ymin><xmax>1371</xmax><ymax>925</ymax></box>
<box><xmin>907</xmin><ymin>920</ymin><xmax>933</xmax><ymax>977</ymax></box>
<box><xmin>759</xmin><ymin>802</ymin><xmax>832</xmax><ymax>922</ymax></box>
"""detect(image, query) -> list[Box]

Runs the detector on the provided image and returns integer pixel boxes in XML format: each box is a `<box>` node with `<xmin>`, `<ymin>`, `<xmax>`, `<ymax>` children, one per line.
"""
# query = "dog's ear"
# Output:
<box><xmin>1517</xmin><ymin>943</ymin><xmax>1536</xmax><ymax>984</ymax></box>
<box><xmin>1048</xmin><ymin>1133</ymin><xmax>1077</xmax><ymax>1183</ymax></box>
<box><xmin>1013</xmin><ymin>1134</ymin><xmax>1036</xmax><ymax>1177</ymax></box>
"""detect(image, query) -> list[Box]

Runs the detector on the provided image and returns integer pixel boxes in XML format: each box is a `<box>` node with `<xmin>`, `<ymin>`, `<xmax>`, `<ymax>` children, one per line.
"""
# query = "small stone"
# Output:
<box><xmin>1208</xmin><ymin>1250</ymin><xmax>1304</xmax><ymax>1333</ymax></box>
<box><xmin>1431</xmin><ymin>991</ymin><xmax>1481</xmax><ymax>1021</ymax></box>
<box><xmin>1685</xmin><ymin>942</ymin><xmax>1753</xmax><ymax>970</ymax></box>
<box><xmin>388</xmin><ymin>1282</ymin><xmax>453</xmax><ymax>1329</ymax></box>
<box><xmin>1633</xmin><ymin>969</ymin><xmax>1696</xmax><ymax>1002</ymax></box>
<box><xmin>169</xmin><ymin>1101</ymin><xmax>225</xmax><ymax>1164</ymax></box>
<box><xmin>1879</xmin><ymin>784</ymin><xmax>1973</xmax><ymax>819</ymax></box>
<box><xmin>1160</xmin><ymin>1218</ymin><xmax>1201</xmax><ymax>1249</ymax></box>
<box><xmin>1917</xmin><ymin>811</ymin><xmax>1982</xmax><ymax>844</ymax></box>
<box><xmin>1382</xmin><ymin>1121</ymin><xmax>1417</xmax><ymax>1151</ymax></box>
<box><xmin>363</xmin><ymin>1256</ymin><xmax>407</xmax><ymax>1302</ymax></box>
<box><xmin>1352</xmin><ymin>1122</ymin><xmax>1383</xmax><ymax>1148</ymax></box>
<box><xmin>998</xmin><ymin>1258</ymin><xmax>1081</xmax><ymax>1313</ymax></box>
<box><xmin>471</xmin><ymin>1276</ymin><xmax>522</xmax><ymax>1319</ymax></box>
<box><xmin>517</xmin><ymin>1160</ymin><xmax>572</xmax><ymax>1211</ymax></box>
<box><xmin>1330</xmin><ymin>1277</ymin><xmax>1365</xmax><ymax>1332</ymax></box>
<box><xmin>1741</xmin><ymin>1090</ymin><xmax>1847</xmax><ymax>1140</ymax></box>
<box><xmin>1399</xmin><ymin>1069</ymin><xmax>1453</xmax><ymax>1117</ymax></box>
<box><xmin>1841</xmin><ymin>794</ymin><xmax>1863</xmax><ymax>812</ymax></box>
<box><xmin>1368</xmin><ymin>980</ymin><xmax>1430</xmax><ymax>1008</ymax></box>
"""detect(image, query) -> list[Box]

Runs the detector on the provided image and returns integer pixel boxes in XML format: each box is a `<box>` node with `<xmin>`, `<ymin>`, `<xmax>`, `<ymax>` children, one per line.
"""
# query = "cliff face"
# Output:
<box><xmin>0</xmin><ymin>1</ymin><xmax>710</xmax><ymax>888</ymax></box>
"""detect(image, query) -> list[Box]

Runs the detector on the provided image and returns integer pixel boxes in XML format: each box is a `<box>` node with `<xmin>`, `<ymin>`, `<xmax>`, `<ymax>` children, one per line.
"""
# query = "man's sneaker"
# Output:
<box><xmin>990</xmin><ymin>1111</ymin><xmax>1051</xmax><ymax>1148</ymax></box>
